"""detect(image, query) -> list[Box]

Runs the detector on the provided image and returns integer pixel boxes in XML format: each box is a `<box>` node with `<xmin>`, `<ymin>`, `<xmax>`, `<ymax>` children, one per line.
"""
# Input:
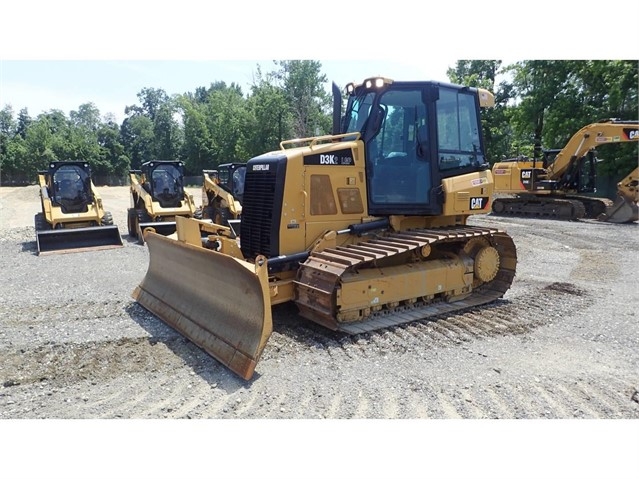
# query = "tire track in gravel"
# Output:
<box><xmin>265</xmin><ymin>280</ymin><xmax>592</xmax><ymax>365</ymax></box>
<box><xmin>528</xmin><ymin>383</ymin><xmax>573</xmax><ymax>418</ymax></box>
<box><xmin>2</xmin><ymin>278</ymin><xmax>632</xmax><ymax>419</ymax></box>
<box><xmin>0</xmin><ymin>337</ymin><xmax>187</xmax><ymax>388</ymax></box>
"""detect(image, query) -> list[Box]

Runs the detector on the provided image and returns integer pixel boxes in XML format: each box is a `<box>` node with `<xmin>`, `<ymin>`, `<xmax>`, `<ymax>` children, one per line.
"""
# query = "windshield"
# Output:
<box><xmin>151</xmin><ymin>164</ymin><xmax>184</xmax><ymax>206</ymax></box>
<box><xmin>366</xmin><ymin>88</ymin><xmax>432</xmax><ymax>207</ymax></box>
<box><xmin>53</xmin><ymin>164</ymin><xmax>91</xmax><ymax>212</ymax></box>
<box><xmin>343</xmin><ymin>92</ymin><xmax>376</xmax><ymax>134</ymax></box>
<box><xmin>435</xmin><ymin>87</ymin><xmax>484</xmax><ymax>171</ymax></box>
<box><xmin>232</xmin><ymin>167</ymin><xmax>246</xmax><ymax>198</ymax></box>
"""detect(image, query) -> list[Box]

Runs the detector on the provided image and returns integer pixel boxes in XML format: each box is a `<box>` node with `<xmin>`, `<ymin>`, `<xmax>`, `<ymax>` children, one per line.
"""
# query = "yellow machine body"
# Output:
<box><xmin>133</xmin><ymin>78</ymin><xmax>517</xmax><ymax>380</ymax></box>
<box><xmin>35</xmin><ymin>161</ymin><xmax>123</xmax><ymax>255</ymax></box>
<box><xmin>491</xmin><ymin>120</ymin><xmax>638</xmax><ymax>221</ymax></box>
<box><xmin>127</xmin><ymin>160</ymin><xmax>199</xmax><ymax>244</ymax></box>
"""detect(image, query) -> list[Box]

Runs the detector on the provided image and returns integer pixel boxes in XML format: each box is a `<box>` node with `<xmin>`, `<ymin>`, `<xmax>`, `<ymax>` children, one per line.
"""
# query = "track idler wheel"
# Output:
<box><xmin>474</xmin><ymin>246</ymin><xmax>501</xmax><ymax>282</ymax></box>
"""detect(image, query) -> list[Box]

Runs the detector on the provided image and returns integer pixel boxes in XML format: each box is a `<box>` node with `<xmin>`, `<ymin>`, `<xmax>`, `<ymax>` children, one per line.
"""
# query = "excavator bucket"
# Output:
<box><xmin>132</xmin><ymin>231</ymin><xmax>272</xmax><ymax>380</ymax></box>
<box><xmin>37</xmin><ymin>225</ymin><xmax>124</xmax><ymax>255</ymax></box>
<box><xmin>597</xmin><ymin>195</ymin><xmax>638</xmax><ymax>224</ymax></box>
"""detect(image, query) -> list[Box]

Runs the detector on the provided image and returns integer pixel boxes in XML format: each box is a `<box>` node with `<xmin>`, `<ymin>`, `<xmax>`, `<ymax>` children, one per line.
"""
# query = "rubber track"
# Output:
<box><xmin>294</xmin><ymin>225</ymin><xmax>517</xmax><ymax>334</ymax></box>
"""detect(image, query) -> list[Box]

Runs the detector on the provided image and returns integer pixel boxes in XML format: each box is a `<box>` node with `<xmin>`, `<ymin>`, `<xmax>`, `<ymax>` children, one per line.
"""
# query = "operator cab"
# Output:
<box><xmin>339</xmin><ymin>77</ymin><xmax>490</xmax><ymax>216</ymax></box>
<box><xmin>141</xmin><ymin>161</ymin><xmax>185</xmax><ymax>208</ymax></box>
<box><xmin>49</xmin><ymin>162</ymin><xmax>92</xmax><ymax>213</ymax></box>
<box><xmin>216</xmin><ymin>162</ymin><xmax>246</xmax><ymax>204</ymax></box>
<box><xmin>539</xmin><ymin>149</ymin><xmax>597</xmax><ymax>193</ymax></box>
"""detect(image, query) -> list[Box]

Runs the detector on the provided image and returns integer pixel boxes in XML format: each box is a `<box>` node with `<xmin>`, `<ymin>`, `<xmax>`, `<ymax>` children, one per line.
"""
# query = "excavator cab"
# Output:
<box><xmin>541</xmin><ymin>149</ymin><xmax>597</xmax><ymax>194</ymax></box>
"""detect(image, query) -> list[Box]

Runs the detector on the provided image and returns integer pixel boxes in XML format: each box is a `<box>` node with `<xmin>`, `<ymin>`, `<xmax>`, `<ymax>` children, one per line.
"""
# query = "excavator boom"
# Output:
<box><xmin>492</xmin><ymin>120</ymin><xmax>638</xmax><ymax>221</ymax></box>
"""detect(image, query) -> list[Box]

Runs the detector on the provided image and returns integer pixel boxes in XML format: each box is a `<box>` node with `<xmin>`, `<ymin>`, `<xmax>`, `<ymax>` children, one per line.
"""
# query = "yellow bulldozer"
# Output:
<box><xmin>35</xmin><ymin>161</ymin><xmax>124</xmax><ymax>255</ymax></box>
<box><xmin>127</xmin><ymin>160</ymin><xmax>200</xmax><ymax>244</ymax></box>
<box><xmin>491</xmin><ymin>119</ymin><xmax>638</xmax><ymax>222</ymax></box>
<box><xmin>133</xmin><ymin>77</ymin><xmax>518</xmax><ymax>380</ymax></box>
<box><xmin>201</xmin><ymin>162</ymin><xmax>245</xmax><ymax>228</ymax></box>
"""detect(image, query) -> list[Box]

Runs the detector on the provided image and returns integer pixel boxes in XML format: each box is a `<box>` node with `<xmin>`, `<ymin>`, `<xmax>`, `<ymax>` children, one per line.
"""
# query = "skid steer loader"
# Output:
<box><xmin>133</xmin><ymin>77</ymin><xmax>518</xmax><ymax>380</ymax></box>
<box><xmin>201</xmin><ymin>162</ymin><xmax>245</xmax><ymax>229</ymax></box>
<box><xmin>35</xmin><ymin>161</ymin><xmax>124</xmax><ymax>255</ymax></box>
<box><xmin>127</xmin><ymin>160</ymin><xmax>200</xmax><ymax>244</ymax></box>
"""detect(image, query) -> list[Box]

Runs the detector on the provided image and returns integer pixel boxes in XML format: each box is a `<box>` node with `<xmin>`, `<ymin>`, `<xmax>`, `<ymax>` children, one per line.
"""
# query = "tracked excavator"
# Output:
<box><xmin>127</xmin><ymin>160</ymin><xmax>200</xmax><ymax>244</ymax></box>
<box><xmin>133</xmin><ymin>77</ymin><xmax>518</xmax><ymax>379</ymax></box>
<box><xmin>35</xmin><ymin>161</ymin><xmax>124</xmax><ymax>255</ymax></box>
<box><xmin>201</xmin><ymin>162</ymin><xmax>246</xmax><ymax>227</ymax></box>
<box><xmin>491</xmin><ymin>120</ymin><xmax>639</xmax><ymax>221</ymax></box>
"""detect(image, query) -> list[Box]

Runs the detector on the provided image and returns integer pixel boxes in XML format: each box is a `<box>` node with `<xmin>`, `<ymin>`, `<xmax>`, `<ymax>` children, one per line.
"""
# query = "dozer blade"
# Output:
<box><xmin>597</xmin><ymin>195</ymin><xmax>639</xmax><ymax>224</ymax></box>
<box><xmin>137</xmin><ymin>221</ymin><xmax>177</xmax><ymax>244</ymax></box>
<box><xmin>37</xmin><ymin>225</ymin><xmax>124</xmax><ymax>255</ymax></box>
<box><xmin>132</xmin><ymin>231</ymin><xmax>272</xmax><ymax>380</ymax></box>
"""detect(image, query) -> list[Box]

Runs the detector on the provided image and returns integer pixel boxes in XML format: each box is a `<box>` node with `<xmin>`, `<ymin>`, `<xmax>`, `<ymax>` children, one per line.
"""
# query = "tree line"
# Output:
<box><xmin>0</xmin><ymin>60</ymin><xmax>636</xmax><ymax>186</ymax></box>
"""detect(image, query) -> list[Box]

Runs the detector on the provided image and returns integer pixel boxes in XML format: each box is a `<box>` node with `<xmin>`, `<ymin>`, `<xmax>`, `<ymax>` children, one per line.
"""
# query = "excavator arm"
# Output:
<box><xmin>546</xmin><ymin>119</ymin><xmax>638</xmax><ymax>180</ymax></box>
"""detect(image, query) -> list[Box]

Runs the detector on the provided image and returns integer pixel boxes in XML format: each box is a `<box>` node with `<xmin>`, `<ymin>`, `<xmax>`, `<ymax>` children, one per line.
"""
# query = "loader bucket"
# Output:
<box><xmin>132</xmin><ymin>231</ymin><xmax>273</xmax><ymax>380</ymax></box>
<box><xmin>597</xmin><ymin>195</ymin><xmax>639</xmax><ymax>224</ymax></box>
<box><xmin>36</xmin><ymin>225</ymin><xmax>124</xmax><ymax>255</ymax></box>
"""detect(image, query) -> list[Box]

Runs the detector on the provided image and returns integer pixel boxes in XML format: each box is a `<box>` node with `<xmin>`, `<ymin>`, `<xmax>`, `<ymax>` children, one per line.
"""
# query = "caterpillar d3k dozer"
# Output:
<box><xmin>35</xmin><ymin>161</ymin><xmax>124</xmax><ymax>255</ymax></box>
<box><xmin>133</xmin><ymin>77</ymin><xmax>518</xmax><ymax>380</ymax></box>
<box><xmin>201</xmin><ymin>162</ymin><xmax>246</xmax><ymax>227</ymax></box>
<box><xmin>127</xmin><ymin>160</ymin><xmax>200</xmax><ymax>244</ymax></box>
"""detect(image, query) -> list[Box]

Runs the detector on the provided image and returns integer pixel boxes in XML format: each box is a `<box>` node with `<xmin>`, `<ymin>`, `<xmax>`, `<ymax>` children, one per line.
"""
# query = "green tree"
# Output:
<box><xmin>204</xmin><ymin>85</ymin><xmax>249</xmax><ymax>165</ymax></box>
<box><xmin>154</xmin><ymin>98</ymin><xmax>182</xmax><ymax>161</ymax></box>
<box><xmin>16</xmin><ymin>108</ymin><xmax>31</xmax><ymax>138</ymax></box>
<box><xmin>241</xmin><ymin>66</ymin><xmax>292</xmax><ymax>157</ymax></box>
<box><xmin>120</xmin><ymin>114</ymin><xmax>155</xmax><ymax>169</ymax></box>
<box><xmin>70</xmin><ymin>103</ymin><xmax>101</xmax><ymax>131</ymax></box>
<box><xmin>122</xmin><ymin>88</ymin><xmax>183</xmax><ymax>168</ymax></box>
<box><xmin>96</xmin><ymin>121</ymin><xmax>128</xmax><ymax>179</ymax></box>
<box><xmin>509</xmin><ymin>60</ymin><xmax>638</xmax><ymax>179</ymax></box>
<box><xmin>447</xmin><ymin>60</ymin><xmax>514</xmax><ymax>163</ymax></box>
<box><xmin>178</xmin><ymin>95</ymin><xmax>214</xmax><ymax>174</ymax></box>
<box><xmin>507</xmin><ymin>60</ymin><xmax>576</xmax><ymax>159</ymax></box>
<box><xmin>271</xmin><ymin>60</ymin><xmax>332</xmax><ymax>138</ymax></box>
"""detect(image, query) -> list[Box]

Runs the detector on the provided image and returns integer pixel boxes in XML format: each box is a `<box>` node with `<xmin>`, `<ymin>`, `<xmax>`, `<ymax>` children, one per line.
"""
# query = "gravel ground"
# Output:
<box><xmin>0</xmin><ymin>185</ymin><xmax>637</xmax><ymax>478</ymax></box>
